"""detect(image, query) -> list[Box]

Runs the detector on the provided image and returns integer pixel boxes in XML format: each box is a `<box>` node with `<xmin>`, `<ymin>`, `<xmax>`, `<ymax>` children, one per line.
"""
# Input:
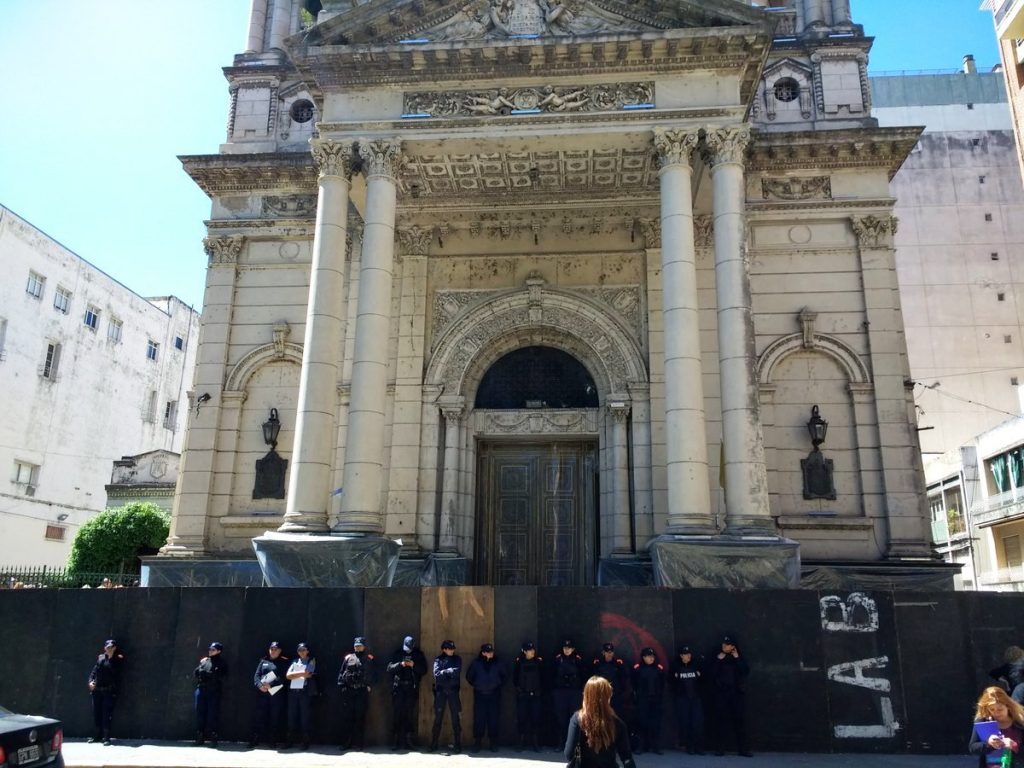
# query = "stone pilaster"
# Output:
<box><xmin>338</xmin><ymin>138</ymin><xmax>404</xmax><ymax>534</ymax></box>
<box><xmin>652</xmin><ymin>128</ymin><xmax>715</xmax><ymax>534</ymax></box>
<box><xmin>280</xmin><ymin>139</ymin><xmax>356</xmax><ymax>533</ymax></box>
<box><xmin>704</xmin><ymin>125</ymin><xmax>773</xmax><ymax>535</ymax></box>
<box><xmin>416</xmin><ymin>386</ymin><xmax>443</xmax><ymax>551</ymax></box>
<box><xmin>163</xmin><ymin>235</ymin><xmax>245</xmax><ymax>556</ymax></box>
<box><xmin>851</xmin><ymin>214</ymin><xmax>931</xmax><ymax>558</ymax></box>
<box><xmin>628</xmin><ymin>383</ymin><xmax>655</xmax><ymax>546</ymax></box>
<box><xmin>608</xmin><ymin>400</ymin><xmax>632</xmax><ymax>554</ymax></box>
<box><xmin>438</xmin><ymin>399</ymin><xmax>465</xmax><ymax>553</ymax></box>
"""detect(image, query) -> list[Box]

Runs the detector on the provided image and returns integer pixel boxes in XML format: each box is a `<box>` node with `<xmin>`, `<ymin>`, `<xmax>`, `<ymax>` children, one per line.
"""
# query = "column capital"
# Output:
<box><xmin>440</xmin><ymin>404</ymin><xmax>465</xmax><ymax>423</ymax></box>
<box><xmin>607</xmin><ymin>401</ymin><xmax>631</xmax><ymax>423</ymax></box>
<box><xmin>310</xmin><ymin>139</ymin><xmax>357</xmax><ymax>179</ymax></box>
<box><xmin>398</xmin><ymin>224</ymin><xmax>433</xmax><ymax>256</ymax></box>
<box><xmin>357</xmin><ymin>137</ymin><xmax>406</xmax><ymax>179</ymax></box>
<box><xmin>652</xmin><ymin>128</ymin><xmax>700</xmax><ymax>170</ymax></box>
<box><xmin>703</xmin><ymin>125</ymin><xmax>752</xmax><ymax>168</ymax></box>
<box><xmin>850</xmin><ymin>214</ymin><xmax>898</xmax><ymax>249</ymax></box>
<box><xmin>203</xmin><ymin>234</ymin><xmax>245</xmax><ymax>266</ymax></box>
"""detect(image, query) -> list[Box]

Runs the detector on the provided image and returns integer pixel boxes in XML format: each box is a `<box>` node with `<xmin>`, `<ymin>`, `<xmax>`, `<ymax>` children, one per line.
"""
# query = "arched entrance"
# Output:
<box><xmin>475</xmin><ymin>347</ymin><xmax>600</xmax><ymax>586</ymax></box>
<box><xmin>422</xmin><ymin>276</ymin><xmax>650</xmax><ymax>586</ymax></box>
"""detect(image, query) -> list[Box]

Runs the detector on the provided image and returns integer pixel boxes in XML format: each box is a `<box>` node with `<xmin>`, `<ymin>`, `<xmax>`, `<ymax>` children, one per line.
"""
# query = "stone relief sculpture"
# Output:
<box><xmin>405</xmin><ymin>82</ymin><xmax>652</xmax><ymax>117</ymax></box>
<box><xmin>429</xmin><ymin>0</ymin><xmax>644</xmax><ymax>40</ymax></box>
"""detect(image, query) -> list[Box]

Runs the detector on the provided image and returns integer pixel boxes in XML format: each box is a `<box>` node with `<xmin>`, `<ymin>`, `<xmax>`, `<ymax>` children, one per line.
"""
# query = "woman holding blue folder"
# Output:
<box><xmin>970</xmin><ymin>687</ymin><xmax>1024</xmax><ymax>767</ymax></box>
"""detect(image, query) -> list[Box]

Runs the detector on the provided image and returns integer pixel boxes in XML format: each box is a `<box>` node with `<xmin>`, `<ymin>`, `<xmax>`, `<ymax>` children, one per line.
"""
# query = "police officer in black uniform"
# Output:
<box><xmin>249</xmin><ymin>641</ymin><xmax>289</xmax><ymax>748</ymax></box>
<box><xmin>337</xmin><ymin>636</ymin><xmax>376</xmax><ymax>750</ymax></box>
<box><xmin>591</xmin><ymin>642</ymin><xmax>628</xmax><ymax>719</ymax></box>
<box><xmin>513</xmin><ymin>641</ymin><xmax>544</xmax><ymax>752</ymax></box>
<box><xmin>550</xmin><ymin>638</ymin><xmax>585</xmax><ymax>751</ymax></box>
<box><xmin>467</xmin><ymin>642</ymin><xmax>507</xmax><ymax>752</ymax></box>
<box><xmin>710</xmin><ymin>634</ymin><xmax>751</xmax><ymax>757</ymax></box>
<box><xmin>631</xmin><ymin>647</ymin><xmax>665</xmax><ymax>754</ymax></box>
<box><xmin>193</xmin><ymin>641</ymin><xmax>228</xmax><ymax>747</ymax></box>
<box><xmin>430</xmin><ymin>639</ymin><xmax>463</xmax><ymax>753</ymax></box>
<box><xmin>669</xmin><ymin>645</ymin><xmax>704</xmax><ymax>754</ymax></box>
<box><xmin>88</xmin><ymin>638</ymin><xmax>125</xmax><ymax>745</ymax></box>
<box><xmin>387</xmin><ymin>634</ymin><xmax>427</xmax><ymax>750</ymax></box>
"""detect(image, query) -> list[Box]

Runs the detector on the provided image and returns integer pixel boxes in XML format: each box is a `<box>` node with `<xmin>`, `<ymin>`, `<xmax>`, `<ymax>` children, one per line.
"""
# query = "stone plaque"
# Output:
<box><xmin>509</xmin><ymin>1</ymin><xmax>545</xmax><ymax>34</ymax></box>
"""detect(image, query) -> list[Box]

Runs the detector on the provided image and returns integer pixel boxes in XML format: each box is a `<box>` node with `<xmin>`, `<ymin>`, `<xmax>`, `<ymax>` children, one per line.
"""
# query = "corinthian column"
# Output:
<box><xmin>280</xmin><ymin>139</ymin><xmax>355</xmax><ymax>533</ymax></box>
<box><xmin>704</xmin><ymin>125</ymin><xmax>772</xmax><ymax>535</ymax></box>
<box><xmin>337</xmin><ymin>138</ymin><xmax>404</xmax><ymax>534</ymax></box>
<box><xmin>608</xmin><ymin>401</ymin><xmax>632</xmax><ymax>553</ymax></box>
<box><xmin>652</xmin><ymin>128</ymin><xmax>714</xmax><ymax>534</ymax></box>
<box><xmin>438</xmin><ymin>400</ymin><xmax>465</xmax><ymax>552</ymax></box>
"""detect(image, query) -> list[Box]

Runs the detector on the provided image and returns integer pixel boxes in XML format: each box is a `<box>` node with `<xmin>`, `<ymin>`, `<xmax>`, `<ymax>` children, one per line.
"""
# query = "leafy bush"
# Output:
<box><xmin>67</xmin><ymin>502</ymin><xmax>170</xmax><ymax>575</ymax></box>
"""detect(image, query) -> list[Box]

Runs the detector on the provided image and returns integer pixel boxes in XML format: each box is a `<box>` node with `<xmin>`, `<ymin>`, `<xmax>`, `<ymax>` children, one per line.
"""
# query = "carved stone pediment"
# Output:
<box><xmin>299</xmin><ymin>0</ymin><xmax>768</xmax><ymax>47</ymax></box>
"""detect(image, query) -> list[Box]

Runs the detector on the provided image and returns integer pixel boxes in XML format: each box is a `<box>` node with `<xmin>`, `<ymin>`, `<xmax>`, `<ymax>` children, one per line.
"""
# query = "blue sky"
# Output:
<box><xmin>0</xmin><ymin>1</ymin><xmax>1004</xmax><ymax>310</ymax></box>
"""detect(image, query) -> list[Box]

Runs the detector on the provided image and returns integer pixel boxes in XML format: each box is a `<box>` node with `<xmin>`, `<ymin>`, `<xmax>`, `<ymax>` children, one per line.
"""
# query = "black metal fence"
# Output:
<box><xmin>0</xmin><ymin>566</ymin><xmax>138</xmax><ymax>589</ymax></box>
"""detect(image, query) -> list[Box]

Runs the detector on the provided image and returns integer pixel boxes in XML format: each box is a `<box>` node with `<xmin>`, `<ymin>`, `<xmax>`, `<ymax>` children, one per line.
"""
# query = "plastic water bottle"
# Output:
<box><xmin>1001</xmin><ymin>746</ymin><xmax>1013</xmax><ymax>768</ymax></box>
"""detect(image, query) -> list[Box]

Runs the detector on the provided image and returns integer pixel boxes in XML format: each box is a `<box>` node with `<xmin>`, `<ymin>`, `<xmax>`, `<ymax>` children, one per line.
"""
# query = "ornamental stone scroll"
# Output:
<box><xmin>850</xmin><ymin>215</ymin><xmax>898</xmax><ymax>249</ymax></box>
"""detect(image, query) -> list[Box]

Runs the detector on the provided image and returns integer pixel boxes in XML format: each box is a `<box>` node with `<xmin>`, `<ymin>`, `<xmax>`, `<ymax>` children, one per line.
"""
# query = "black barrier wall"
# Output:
<box><xmin>0</xmin><ymin>586</ymin><xmax>1016</xmax><ymax>754</ymax></box>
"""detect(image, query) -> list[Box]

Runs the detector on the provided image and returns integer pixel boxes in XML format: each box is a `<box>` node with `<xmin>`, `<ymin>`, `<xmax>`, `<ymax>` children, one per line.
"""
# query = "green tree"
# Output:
<box><xmin>67</xmin><ymin>502</ymin><xmax>170</xmax><ymax>575</ymax></box>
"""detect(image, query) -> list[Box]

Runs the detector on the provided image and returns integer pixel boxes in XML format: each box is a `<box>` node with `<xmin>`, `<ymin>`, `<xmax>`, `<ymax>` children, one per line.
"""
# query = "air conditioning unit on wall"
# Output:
<box><xmin>24</xmin><ymin>484</ymin><xmax>36</xmax><ymax>497</ymax></box>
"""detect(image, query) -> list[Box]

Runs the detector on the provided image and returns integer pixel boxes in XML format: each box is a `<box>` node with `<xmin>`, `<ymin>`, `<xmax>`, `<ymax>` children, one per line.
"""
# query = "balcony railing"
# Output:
<box><xmin>973</xmin><ymin>488</ymin><xmax>1024</xmax><ymax>526</ymax></box>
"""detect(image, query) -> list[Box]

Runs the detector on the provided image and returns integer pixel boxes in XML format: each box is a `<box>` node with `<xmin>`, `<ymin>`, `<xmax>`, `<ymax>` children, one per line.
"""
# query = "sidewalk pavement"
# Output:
<box><xmin>62</xmin><ymin>740</ymin><xmax>971</xmax><ymax>768</ymax></box>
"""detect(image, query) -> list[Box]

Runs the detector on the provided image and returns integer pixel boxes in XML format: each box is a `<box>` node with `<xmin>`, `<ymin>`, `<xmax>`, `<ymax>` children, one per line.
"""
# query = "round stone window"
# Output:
<box><xmin>289</xmin><ymin>99</ymin><xmax>315</xmax><ymax>124</ymax></box>
<box><xmin>773</xmin><ymin>78</ymin><xmax>800</xmax><ymax>103</ymax></box>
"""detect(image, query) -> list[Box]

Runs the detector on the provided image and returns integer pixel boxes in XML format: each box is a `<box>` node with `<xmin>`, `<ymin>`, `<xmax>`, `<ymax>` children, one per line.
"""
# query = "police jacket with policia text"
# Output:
<box><xmin>337</xmin><ymin>649</ymin><xmax>376</xmax><ymax>690</ymax></box>
<box><xmin>89</xmin><ymin>652</ymin><xmax>125</xmax><ymax>694</ymax></box>
<box><xmin>253</xmin><ymin>653</ymin><xmax>290</xmax><ymax>693</ymax></box>
<box><xmin>387</xmin><ymin>646</ymin><xmax>427</xmax><ymax>691</ymax></box>
<box><xmin>513</xmin><ymin>653</ymin><xmax>544</xmax><ymax>696</ymax></box>
<box><xmin>669</xmin><ymin>656</ymin><xmax>703</xmax><ymax>699</ymax></box>
<box><xmin>194</xmin><ymin>654</ymin><xmax>228</xmax><ymax>692</ymax></box>
<box><xmin>433</xmin><ymin>653</ymin><xmax>462</xmax><ymax>692</ymax></box>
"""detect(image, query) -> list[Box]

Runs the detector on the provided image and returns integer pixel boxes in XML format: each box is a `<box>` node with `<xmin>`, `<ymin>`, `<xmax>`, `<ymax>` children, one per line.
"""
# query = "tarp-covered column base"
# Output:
<box><xmin>650</xmin><ymin>535</ymin><xmax>801</xmax><ymax>588</ymax></box>
<box><xmin>252</xmin><ymin>532</ymin><xmax>400</xmax><ymax>587</ymax></box>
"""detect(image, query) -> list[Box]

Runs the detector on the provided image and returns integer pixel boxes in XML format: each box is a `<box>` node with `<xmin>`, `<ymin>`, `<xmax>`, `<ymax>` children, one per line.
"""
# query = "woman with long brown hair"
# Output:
<box><xmin>970</xmin><ymin>686</ymin><xmax>1024</xmax><ymax>767</ymax></box>
<box><xmin>564</xmin><ymin>677</ymin><xmax>635</xmax><ymax>768</ymax></box>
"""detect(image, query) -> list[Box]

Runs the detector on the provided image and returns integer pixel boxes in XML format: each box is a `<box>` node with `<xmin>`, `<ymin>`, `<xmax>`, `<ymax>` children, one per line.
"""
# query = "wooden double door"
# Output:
<box><xmin>476</xmin><ymin>440</ymin><xmax>598</xmax><ymax>586</ymax></box>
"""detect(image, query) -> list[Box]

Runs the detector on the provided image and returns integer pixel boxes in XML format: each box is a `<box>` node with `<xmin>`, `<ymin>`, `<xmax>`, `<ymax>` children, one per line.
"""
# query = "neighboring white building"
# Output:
<box><xmin>0</xmin><ymin>205</ymin><xmax>200</xmax><ymax>567</ymax></box>
<box><xmin>105</xmin><ymin>449</ymin><xmax>181</xmax><ymax>514</ymax></box>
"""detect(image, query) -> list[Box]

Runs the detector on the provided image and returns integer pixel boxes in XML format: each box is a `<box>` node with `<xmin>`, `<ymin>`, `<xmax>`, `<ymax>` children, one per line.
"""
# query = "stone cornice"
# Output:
<box><xmin>181</xmin><ymin>153</ymin><xmax>317</xmax><ymax>196</ymax></box>
<box><xmin>747</xmin><ymin>126</ymin><xmax>922</xmax><ymax>179</ymax></box>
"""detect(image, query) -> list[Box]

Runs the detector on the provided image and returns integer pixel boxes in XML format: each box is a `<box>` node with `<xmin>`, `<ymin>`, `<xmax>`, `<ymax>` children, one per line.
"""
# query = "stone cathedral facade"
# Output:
<box><xmin>159</xmin><ymin>0</ymin><xmax>945</xmax><ymax>588</ymax></box>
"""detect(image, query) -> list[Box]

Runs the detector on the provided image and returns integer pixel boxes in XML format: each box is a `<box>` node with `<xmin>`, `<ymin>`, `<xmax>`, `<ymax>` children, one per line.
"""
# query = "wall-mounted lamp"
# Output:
<box><xmin>807</xmin><ymin>404</ymin><xmax>828</xmax><ymax>449</ymax></box>
<box><xmin>56</xmin><ymin>513</ymin><xmax>69</xmax><ymax>522</ymax></box>
<box><xmin>262</xmin><ymin>408</ymin><xmax>281</xmax><ymax>449</ymax></box>
<box><xmin>801</xmin><ymin>404</ymin><xmax>836</xmax><ymax>500</ymax></box>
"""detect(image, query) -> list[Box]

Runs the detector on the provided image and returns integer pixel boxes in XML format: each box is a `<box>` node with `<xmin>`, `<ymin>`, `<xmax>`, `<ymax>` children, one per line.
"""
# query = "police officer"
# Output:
<box><xmin>387</xmin><ymin>635</ymin><xmax>427</xmax><ymax>750</ymax></box>
<box><xmin>250</xmin><ymin>641</ymin><xmax>289</xmax><ymax>748</ymax></box>
<box><xmin>512</xmin><ymin>641</ymin><xmax>544</xmax><ymax>752</ymax></box>
<box><xmin>285</xmin><ymin>642</ymin><xmax>318</xmax><ymax>750</ymax></box>
<box><xmin>710</xmin><ymin>634</ymin><xmax>751</xmax><ymax>757</ymax></box>
<box><xmin>467</xmin><ymin>642</ymin><xmax>507</xmax><ymax>752</ymax></box>
<box><xmin>193</xmin><ymin>641</ymin><xmax>228</xmax><ymax>747</ymax></box>
<box><xmin>631</xmin><ymin>647</ymin><xmax>665</xmax><ymax>754</ymax></box>
<box><xmin>551</xmin><ymin>639</ymin><xmax>585</xmax><ymax>751</ymax></box>
<box><xmin>337</xmin><ymin>636</ymin><xmax>376</xmax><ymax>750</ymax></box>
<box><xmin>591</xmin><ymin>642</ymin><xmax>628</xmax><ymax>718</ymax></box>
<box><xmin>430</xmin><ymin>639</ymin><xmax>463</xmax><ymax>753</ymax></box>
<box><xmin>87</xmin><ymin>638</ymin><xmax>125</xmax><ymax>745</ymax></box>
<box><xmin>669</xmin><ymin>645</ymin><xmax>704</xmax><ymax>755</ymax></box>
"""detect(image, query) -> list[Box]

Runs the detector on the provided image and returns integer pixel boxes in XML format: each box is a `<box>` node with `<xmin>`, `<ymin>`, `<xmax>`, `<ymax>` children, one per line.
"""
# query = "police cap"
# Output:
<box><xmin>441</xmin><ymin>639</ymin><xmax>456</xmax><ymax>650</ymax></box>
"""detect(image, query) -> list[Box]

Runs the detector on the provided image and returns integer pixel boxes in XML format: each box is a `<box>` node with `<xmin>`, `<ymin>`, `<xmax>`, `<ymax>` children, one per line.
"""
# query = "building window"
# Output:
<box><xmin>54</xmin><ymin>286</ymin><xmax>72</xmax><ymax>314</ymax></box>
<box><xmin>12</xmin><ymin>461</ymin><xmax>39</xmax><ymax>492</ymax></box>
<box><xmin>1005</xmin><ymin>535</ymin><xmax>1023</xmax><ymax>570</ymax></box>
<box><xmin>107</xmin><ymin>317</ymin><xmax>123</xmax><ymax>343</ymax></box>
<box><xmin>40</xmin><ymin>342</ymin><xmax>61</xmax><ymax>380</ymax></box>
<box><xmin>1007</xmin><ymin>335</ymin><xmax>1013</xmax><ymax>344</ymax></box>
<box><xmin>44</xmin><ymin>525</ymin><xmax>66</xmax><ymax>542</ymax></box>
<box><xmin>143</xmin><ymin>390</ymin><xmax>158</xmax><ymax>423</ymax></box>
<box><xmin>993</xmin><ymin>252</ymin><xmax>1001</xmax><ymax>260</ymax></box>
<box><xmin>84</xmin><ymin>305</ymin><xmax>100</xmax><ymax>331</ymax></box>
<box><xmin>174</xmin><ymin>336</ymin><xmax>184</xmax><ymax>351</ymax></box>
<box><xmin>999</xmin><ymin>293</ymin><xmax>1006</xmax><ymax>302</ymax></box>
<box><xmin>26</xmin><ymin>271</ymin><xmax>45</xmax><ymax>299</ymax></box>
<box><xmin>0</xmin><ymin>317</ymin><xmax>7</xmax><ymax>362</ymax></box>
<box><xmin>163</xmin><ymin>400</ymin><xmax>178</xmax><ymax>431</ymax></box>
<box><xmin>146</xmin><ymin>339</ymin><xmax>159</xmax><ymax>361</ymax></box>
<box><xmin>773</xmin><ymin>77</ymin><xmax>800</xmax><ymax>103</ymax></box>
<box><xmin>290</xmin><ymin>99</ymin><xmax>315</xmax><ymax>123</ymax></box>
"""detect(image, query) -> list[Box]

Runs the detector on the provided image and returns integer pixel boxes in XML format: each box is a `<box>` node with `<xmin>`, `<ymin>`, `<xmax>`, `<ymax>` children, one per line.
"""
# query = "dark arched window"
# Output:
<box><xmin>475</xmin><ymin>346</ymin><xmax>598</xmax><ymax>409</ymax></box>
